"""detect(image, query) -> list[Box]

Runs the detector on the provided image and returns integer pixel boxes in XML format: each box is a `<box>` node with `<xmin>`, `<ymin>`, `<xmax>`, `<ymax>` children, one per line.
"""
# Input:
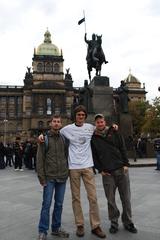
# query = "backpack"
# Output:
<box><xmin>44</xmin><ymin>132</ymin><xmax>69</xmax><ymax>158</ymax></box>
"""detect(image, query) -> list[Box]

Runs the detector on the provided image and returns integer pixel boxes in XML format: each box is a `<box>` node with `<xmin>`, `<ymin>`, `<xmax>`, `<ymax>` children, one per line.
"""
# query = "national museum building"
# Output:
<box><xmin>0</xmin><ymin>30</ymin><xmax>147</xmax><ymax>143</ymax></box>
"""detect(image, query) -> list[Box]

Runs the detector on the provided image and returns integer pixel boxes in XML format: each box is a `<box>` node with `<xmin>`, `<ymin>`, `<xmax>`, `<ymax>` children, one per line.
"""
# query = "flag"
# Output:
<box><xmin>78</xmin><ymin>17</ymin><xmax>85</xmax><ymax>25</ymax></box>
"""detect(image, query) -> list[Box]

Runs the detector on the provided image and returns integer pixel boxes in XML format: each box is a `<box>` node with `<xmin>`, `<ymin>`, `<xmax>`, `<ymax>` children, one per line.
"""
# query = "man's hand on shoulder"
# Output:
<box><xmin>112</xmin><ymin>124</ymin><xmax>118</xmax><ymax>131</ymax></box>
<box><xmin>38</xmin><ymin>134</ymin><xmax>45</xmax><ymax>143</ymax></box>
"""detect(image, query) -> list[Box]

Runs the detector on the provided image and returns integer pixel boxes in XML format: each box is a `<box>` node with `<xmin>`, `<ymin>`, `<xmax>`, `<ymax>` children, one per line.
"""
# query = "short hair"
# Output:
<box><xmin>74</xmin><ymin>105</ymin><xmax>87</xmax><ymax>119</ymax></box>
<box><xmin>50</xmin><ymin>114</ymin><xmax>62</xmax><ymax>121</ymax></box>
<box><xmin>94</xmin><ymin>113</ymin><xmax>105</xmax><ymax>121</ymax></box>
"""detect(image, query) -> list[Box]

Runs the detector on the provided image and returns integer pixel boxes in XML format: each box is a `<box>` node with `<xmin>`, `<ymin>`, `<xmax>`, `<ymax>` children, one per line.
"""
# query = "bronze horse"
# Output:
<box><xmin>87</xmin><ymin>35</ymin><xmax>108</xmax><ymax>80</ymax></box>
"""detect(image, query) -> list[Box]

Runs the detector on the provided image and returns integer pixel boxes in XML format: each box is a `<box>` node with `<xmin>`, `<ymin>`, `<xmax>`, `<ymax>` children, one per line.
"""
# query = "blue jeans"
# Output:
<box><xmin>156</xmin><ymin>152</ymin><xmax>160</xmax><ymax>170</ymax></box>
<box><xmin>38</xmin><ymin>180</ymin><xmax>66</xmax><ymax>235</ymax></box>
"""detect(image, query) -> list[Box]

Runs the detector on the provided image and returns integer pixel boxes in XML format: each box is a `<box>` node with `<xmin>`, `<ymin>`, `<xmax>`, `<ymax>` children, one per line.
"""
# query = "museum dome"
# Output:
<box><xmin>124</xmin><ymin>70</ymin><xmax>141</xmax><ymax>89</ymax></box>
<box><xmin>125</xmin><ymin>69</ymin><xmax>140</xmax><ymax>83</ymax></box>
<box><xmin>36</xmin><ymin>29</ymin><xmax>60</xmax><ymax>56</ymax></box>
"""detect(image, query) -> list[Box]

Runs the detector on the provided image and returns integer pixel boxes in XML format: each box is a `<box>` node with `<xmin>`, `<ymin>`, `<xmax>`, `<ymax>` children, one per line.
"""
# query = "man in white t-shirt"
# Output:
<box><xmin>60</xmin><ymin>105</ymin><xmax>106</xmax><ymax>238</ymax></box>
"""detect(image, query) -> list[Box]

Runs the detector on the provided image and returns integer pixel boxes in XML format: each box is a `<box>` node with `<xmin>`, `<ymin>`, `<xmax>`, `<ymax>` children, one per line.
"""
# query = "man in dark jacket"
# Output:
<box><xmin>91</xmin><ymin>114</ymin><xmax>137</xmax><ymax>234</ymax></box>
<box><xmin>36</xmin><ymin>115</ymin><xmax>69</xmax><ymax>240</ymax></box>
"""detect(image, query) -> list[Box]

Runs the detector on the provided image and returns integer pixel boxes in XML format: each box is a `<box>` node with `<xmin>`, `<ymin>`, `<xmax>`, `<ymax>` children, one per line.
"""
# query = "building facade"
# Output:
<box><xmin>0</xmin><ymin>30</ymin><xmax>74</xmax><ymax>143</ymax></box>
<box><xmin>123</xmin><ymin>71</ymin><xmax>147</xmax><ymax>101</ymax></box>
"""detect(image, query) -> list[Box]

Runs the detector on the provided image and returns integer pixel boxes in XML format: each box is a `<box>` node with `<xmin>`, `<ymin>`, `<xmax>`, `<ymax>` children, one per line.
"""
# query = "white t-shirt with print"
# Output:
<box><xmin>60</xmin><ymin>123</ymin><xmax>95</xmax><ymax>169</ymax></box>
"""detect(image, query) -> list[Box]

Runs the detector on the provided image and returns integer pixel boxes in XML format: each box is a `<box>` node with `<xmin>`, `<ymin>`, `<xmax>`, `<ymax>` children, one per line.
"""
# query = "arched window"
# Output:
<box><xmin>37</xmin><ymin>63</ymin><xmax>44</xmax><ymax>72</ymax></box>
<box><xmin>53</xmin><ymin>63</ymin><xmax>60</xmax><ymax>73</ymax></box>
<box><xmin>38</xmin><ymin>121</ymin><xmax>44</xmax><ymax>129</ymax></box>
<box><xmin>45</xmin><ymin>63</ymin><xmax>52</xmax><ymax>72</ymax></box>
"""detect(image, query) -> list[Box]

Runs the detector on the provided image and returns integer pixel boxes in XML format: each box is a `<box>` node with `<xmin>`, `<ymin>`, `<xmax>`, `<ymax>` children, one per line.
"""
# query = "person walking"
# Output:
<box><xmin>14</xmin><ymin>137</ymin><xmax>23</xmax><ymax>171</ymax></box>
<box><xmin>5</xmin><ymin>143</ymin><xmax>14</xmax><ymax>167</ymax></box>
<box><xmin>37</xmin><ymin>115</ymin><xmax>69</xmax><ymax>240</ymax></box>
<box><xmin>91</xmin><ymin>114</ymin><xmax>137</xmax><ymax>234</ymax></box>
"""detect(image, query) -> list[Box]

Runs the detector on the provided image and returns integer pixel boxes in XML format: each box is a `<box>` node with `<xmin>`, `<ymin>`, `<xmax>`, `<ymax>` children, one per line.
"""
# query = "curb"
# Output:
<box><xmin>130</xmin><ymin>163</ymin><xmax>156</xmax><ymax>167</ymax></box>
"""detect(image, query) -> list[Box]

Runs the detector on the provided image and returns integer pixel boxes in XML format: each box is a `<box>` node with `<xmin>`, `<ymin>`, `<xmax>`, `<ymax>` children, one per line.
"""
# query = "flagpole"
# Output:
<box><xmin>83</xmin><ymin>10</ymin><xmax>87</xmax><ymax>34</ymax></box>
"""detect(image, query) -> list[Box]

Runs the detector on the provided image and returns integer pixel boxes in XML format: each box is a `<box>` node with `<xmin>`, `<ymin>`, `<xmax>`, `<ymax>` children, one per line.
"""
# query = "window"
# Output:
<box><xmin>17</xmin><ymin>97</ymin><xmax>22</xmax><ymax>104</ymax></box>
<box><xmin>45</xmin><ymin>63</ymin><xmax>52</xmax><ymax>72</ymax></box>
<box><xmin>0</xmin><ymin>111</ymin><xmax>5</xmax><ymax>118</ymax></box>
<box><xmin>9</xmin><ymin>110</ymin><xmax>15</xmax><ymax>117</ymax></box>
<box><xmin>38</xmin><ymin>121</ymin><xmax>44</xmax><ymax>129</ymax></box>
<box><xmin>0</xmin><ymin>97</ymin><xmax>6</xmax><ymax>104</ymax></box>
<box><xmin>9</xmin><ymin>97</ymin><xmax>15</xmax><ymax>104</ymax></box>
<box><xmin>37</xmin><ymin>63</ymin><xmax>44</xmax><ymax>72</ymax></box>
<box><xmin>53</xmin><ymin>63</ymin><xmax>60</xmax><ymax>73</ymax></box>
<box><xmin>26</xmin><ymin>108</ymin><xmax>31</xmax><ymax>116</ymax></box>
<box><xmin>55</xmin><ymin>107</ymin><xmax>61</xmax><ymax>115</ymax></box>
<box><xmin>38</xmin><ymin>107</ymin><xmax>44</xmax><ymax>115</ymax></box>
<box><xmin>46</xmin><ymin>98</ymin><xmax>52</xmax><ymax>115</ymax></box>
<box><xmin>47</xmin><ymin>121</ymin><xmax>50</xmax><ymax>127</ymax></box>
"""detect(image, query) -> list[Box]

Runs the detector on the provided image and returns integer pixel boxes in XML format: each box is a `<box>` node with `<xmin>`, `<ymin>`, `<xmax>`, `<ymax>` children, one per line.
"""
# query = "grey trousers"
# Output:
<box><xmin>102</xmin><ymin>168</ymin><xmax>133</xmax><ymax>228</ymax></box>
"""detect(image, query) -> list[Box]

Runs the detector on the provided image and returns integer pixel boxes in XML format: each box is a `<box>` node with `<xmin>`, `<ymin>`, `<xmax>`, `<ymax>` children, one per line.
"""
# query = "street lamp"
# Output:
<box><xmin>3</xmin><ymin>119</ymin><xmax>8</xmax><ymax>146</ymax></box>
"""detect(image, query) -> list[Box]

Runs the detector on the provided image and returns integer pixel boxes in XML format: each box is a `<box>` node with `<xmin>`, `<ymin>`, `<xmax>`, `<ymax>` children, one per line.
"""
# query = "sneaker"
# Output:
<box><xmin>109</xmin><ymin>225</ymin><xmax>118</xmax><ymax>234</ymax></box>
<box><xmin>124</xmin><ymin>223</ymin><xmax>137</xmax><ymax>233</ymax></box>
<box><xmin>14</xmin><ymin>168</ymin><xmax>19</xmax><ymax>171</ymax></box>
<box><xmin>19</xmin><ymin>168</ymin><xmax>24</xmax><ymax>172</ymax></box>
<box><xmin>91</xmin><ymin>226</ymin><xmax>106</xmax><ymax>238</ymax></box>
<box><xmin>38</xmin><ymin>232</ymin><xmax>47</xmax><ymax>240</ymax></box>
<box><xmin>76</xmin><ymin>225</ymin><xmax>84</xmax><ymax>237</ymax></box>
<box><xmin>51</xmin><ymin>228</ymin><xmax>69</xmax><ymax>238</ymax></box>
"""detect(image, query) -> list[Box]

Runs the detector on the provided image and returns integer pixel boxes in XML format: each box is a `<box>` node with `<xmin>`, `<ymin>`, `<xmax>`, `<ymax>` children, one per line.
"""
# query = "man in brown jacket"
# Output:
<box><xmin>36</xmin><ymin>115</ymin><xmax>69</xmax><ymax>240</ymax></box>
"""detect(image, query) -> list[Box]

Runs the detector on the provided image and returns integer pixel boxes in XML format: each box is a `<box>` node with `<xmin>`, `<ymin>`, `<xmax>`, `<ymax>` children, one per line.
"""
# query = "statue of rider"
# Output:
<box><xmin>84</xmin><ymin>33</ymin><xmax>97</xmax><ymax>63</ymax></box>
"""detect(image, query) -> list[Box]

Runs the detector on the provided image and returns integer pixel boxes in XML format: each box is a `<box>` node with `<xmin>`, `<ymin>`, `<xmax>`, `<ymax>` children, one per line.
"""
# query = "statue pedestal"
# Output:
<box><xmin>119</xmin><ymin>113</ymin><xmax>133</xmax><ymax>153</ymax></box>
<box><xmin>89</xmin><ymin>76</ymin><xmax>114</xmax><ymax>124</ymax></box>
<box><xmin>119</xmin><ymin>113</ymin><xmax>133</xmax><ymax>138</ymax></box>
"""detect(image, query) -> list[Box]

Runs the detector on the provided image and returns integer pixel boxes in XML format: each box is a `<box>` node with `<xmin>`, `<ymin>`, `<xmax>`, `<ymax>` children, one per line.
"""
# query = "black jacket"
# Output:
<box><xmin>91</xmin><ymin>127</ymin><xmax>129</xmax><ymax>173</ymax></box>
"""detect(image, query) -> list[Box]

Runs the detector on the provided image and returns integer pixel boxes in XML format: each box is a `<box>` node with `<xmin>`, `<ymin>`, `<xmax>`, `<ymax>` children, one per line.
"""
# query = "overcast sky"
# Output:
<box><xmin>0</xmin><ymin>0</ymin><xmax>160</xmax><ymax>102</ymax></box>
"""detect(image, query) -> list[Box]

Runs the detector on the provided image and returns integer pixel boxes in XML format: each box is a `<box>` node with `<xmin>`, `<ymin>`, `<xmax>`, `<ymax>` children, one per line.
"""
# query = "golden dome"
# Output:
<box><xmin>36</xmin><ymin>29</ymin><xmax>60</xmax><ymax>56</ymax></box>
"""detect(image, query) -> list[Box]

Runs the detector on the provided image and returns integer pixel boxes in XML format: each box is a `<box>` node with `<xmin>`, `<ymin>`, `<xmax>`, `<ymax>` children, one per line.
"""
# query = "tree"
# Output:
<box><xmin>141</xmin><ymin>97</ymin><xmax>160</xmax><ymax>137</ymax></box>
<box><xmin>129</xmin><ymin>101</ymin><xmax>150</xmax><ymax>136</ymax></box>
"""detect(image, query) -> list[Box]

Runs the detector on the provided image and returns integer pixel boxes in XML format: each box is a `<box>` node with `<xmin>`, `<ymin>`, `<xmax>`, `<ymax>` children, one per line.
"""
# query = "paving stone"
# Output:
<box><xmin>0</xmin><ymin>166</ymin><xmax>160</xmax><ymax>240</ymax></box>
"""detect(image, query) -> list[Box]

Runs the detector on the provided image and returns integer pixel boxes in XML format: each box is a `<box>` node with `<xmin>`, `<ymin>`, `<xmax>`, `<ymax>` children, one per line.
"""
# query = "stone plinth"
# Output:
<box><xmin>89</xmin><ymin>76</ymin><xmax>114</xmax><ymax>123</ymax></box>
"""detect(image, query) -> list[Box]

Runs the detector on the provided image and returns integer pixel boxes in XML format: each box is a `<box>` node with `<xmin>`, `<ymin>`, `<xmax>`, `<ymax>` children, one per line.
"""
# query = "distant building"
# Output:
<box><xmin>123</xmin><ymin>70</ymin><xmax>147</xmax><ymax>101</ymax></box>
<box><xmin>0</xmin><ymin>31</ymin><xmax>147</xmax><ymax>143</ymax></box>
<box><xmin>0</xmin><ymin>29</ymin><xmax>74</xmax><ymax>143</ymax></box>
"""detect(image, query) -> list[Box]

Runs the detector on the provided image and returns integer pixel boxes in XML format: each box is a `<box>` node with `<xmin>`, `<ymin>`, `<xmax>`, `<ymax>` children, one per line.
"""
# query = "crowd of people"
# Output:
<box><xmin>0</xmin><ymin>138</ymin><xmax>37</xmax><ymax>171</ymax></box>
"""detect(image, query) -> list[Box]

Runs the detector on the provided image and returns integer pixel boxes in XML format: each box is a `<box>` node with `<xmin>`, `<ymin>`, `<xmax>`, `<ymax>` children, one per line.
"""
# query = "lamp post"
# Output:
<box><xmin>3</xmin><ymin>119</ymin><xmax>8</xmax><ymax>146</ymax></box>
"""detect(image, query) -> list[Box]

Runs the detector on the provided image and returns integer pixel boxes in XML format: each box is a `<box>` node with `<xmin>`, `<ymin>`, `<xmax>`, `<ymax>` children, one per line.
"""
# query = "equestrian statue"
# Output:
<box><xmin>84</xmin><ymin>33</ymin><xmax>108</xmax><ymax>80</ymax></box>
